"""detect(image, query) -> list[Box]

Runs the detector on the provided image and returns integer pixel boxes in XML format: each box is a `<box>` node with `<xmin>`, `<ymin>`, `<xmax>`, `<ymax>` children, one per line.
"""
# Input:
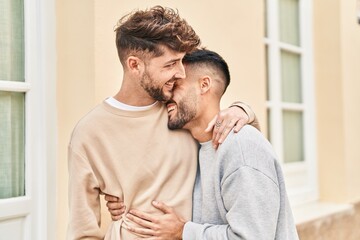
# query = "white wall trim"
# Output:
<box><xmin>25</xmin><ymin>0</ymin><xmax>57</xmax><ymax>239</ymax></box>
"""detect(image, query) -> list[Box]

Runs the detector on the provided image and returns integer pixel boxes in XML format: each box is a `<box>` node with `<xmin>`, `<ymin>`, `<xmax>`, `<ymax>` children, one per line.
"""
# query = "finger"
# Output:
<box><xmin>126</xmin><ymin>213</ymin><xmax>155</xmax><ymax>229</ymax></box>
<box><xmin>104</xmin><ymin>194</ymin><xmax>119</xmax><ymax>202</ymax></box>
<box><xmin>218</xmin><ymin>119</ymin><xmax>237</xmax><ymax>143</ymax></box>
<box><xmin>233</xmin><ymin>118</ymin><xmax>247</xmax><ymax>132</ymax></box>
<box><xmin>212</xmin><ymin>122</ymin><xmax>219</xmax><ymax>144</ymax></box>
<box><xmin>128</xmin><ymin>209</ymin><xmax>157</xmax><ymax>223</ymax></box>
<box><xmin>124</xmin><ymin>224</ymin><xmax>154</xmax><ymax>236</ymax></box>
<box><xmin>135</xmin><ymin>238</ymin><xmax>158</xmax><ymax>240</ymax></box>
<box><xmin>211</xmin><ymin>118</ymin><xmax>224</xmax><ymax>146</ymax></box>
<box><xmin>111</xmin><ymin>214</ymin><xmax>121</xmax><ymax>221</ymax></box>
<box><xmin>152</xmin><ymin>201</ymin><xmax>173</xmax><ymax>214</ymax></box>
<box><xmin>212</xmin><ymin>127</ymin><xmax>221</xmax><ymax>149</ymax></box>
<box><xmin>106</xmin><ymin>201</ymin><xmax>124</xmax><ymax>210</ymax></box>
<box><xmin>109</xmin><ymin>206</ymin><xmax>126</xmax><ymax>216</ymax></box>
<box><xmin>211</xmin><ymin>112</ymin><xmax>226</xmax><ymax>141</ymax></box>
<box><xmin>213</xmin><ymin>120</ymin><xmax>228</xmax><ymax>146</ymax></box>
<box><xmin>205</xmin><ymin>115</ymin><xmax>217</xmax><ymax>132</ymax></box>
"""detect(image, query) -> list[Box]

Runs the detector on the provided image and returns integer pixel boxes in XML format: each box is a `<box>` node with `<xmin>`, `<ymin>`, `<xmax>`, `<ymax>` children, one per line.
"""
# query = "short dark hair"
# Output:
<box><xmin>183</xmin><ymin>49</ymin><xmax>231</xmax><ymax>94</ymax></box>
<box><xmin>115</xmin><ymin>6</ymin><xmax>200</xmax><ymax>63</ymax></box>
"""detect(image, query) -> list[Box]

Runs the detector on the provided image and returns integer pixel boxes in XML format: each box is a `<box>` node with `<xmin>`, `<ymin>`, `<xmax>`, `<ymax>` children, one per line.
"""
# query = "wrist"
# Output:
<box><xmin>175</xmin><ymin>219</ymin><xmax>186</xmax><ymax>240</ymax></box>
<box><xmin>229</xmin><ymin>101</ymin><xmax>255</xmax><ymax>123</ymax></box>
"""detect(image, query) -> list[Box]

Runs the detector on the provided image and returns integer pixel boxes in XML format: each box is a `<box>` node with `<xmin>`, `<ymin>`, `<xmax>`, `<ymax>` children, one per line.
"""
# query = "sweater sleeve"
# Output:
<box><xmin>229</xmin><ymin>101</ymin><xmax>261</xmax><ymax>131</ymax></box>
<box><xmin>183</xmin><ymin>167</ymin><xmax>280</xmax><ymax>240</ymax></box>
<box><xmin>67</xmin><ymin>145</ymin><xmax>103</xmax><ymax>240</ymax></box>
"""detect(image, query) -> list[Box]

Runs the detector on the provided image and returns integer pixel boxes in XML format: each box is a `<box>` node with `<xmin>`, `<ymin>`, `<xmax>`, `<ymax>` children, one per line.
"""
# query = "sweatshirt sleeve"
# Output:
<box><xmin>183</xmin><ymin>167</ymin><xmax>280</xmax><ymax>240</ymax></box>
<box><xmin>67</xmin><ymin>145</ymin><xmax>103</xmax><ymax>240</ymax></box>
<box><xmin>229</xmin><ymin>101</ymin><xmax>261</xmax><ymax>131</ymax></box>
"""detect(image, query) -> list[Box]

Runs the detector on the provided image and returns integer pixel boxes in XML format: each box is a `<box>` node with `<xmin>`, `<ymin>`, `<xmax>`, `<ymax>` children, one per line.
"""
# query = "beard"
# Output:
<box><xmin>140</xmin><ymin>72</ymin><xmax>170</xmax><ymax>102</ymax></box>
<box><xmin>168</xmin><ymin>90</ymin><xmax>197</xmax><ymax>130</ymax></box>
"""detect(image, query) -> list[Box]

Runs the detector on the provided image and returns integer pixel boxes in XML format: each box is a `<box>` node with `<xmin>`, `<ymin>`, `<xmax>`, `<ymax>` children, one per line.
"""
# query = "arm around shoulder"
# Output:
<box><xmin>230</xmin><ymin>101</ymin><xmax>261</xmax><ymax>131</ymax></box>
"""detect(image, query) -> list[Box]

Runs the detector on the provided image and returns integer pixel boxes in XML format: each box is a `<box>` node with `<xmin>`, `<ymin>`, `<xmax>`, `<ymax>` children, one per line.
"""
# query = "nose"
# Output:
<box><xmin>174</xmin><ymin>62</ymin><xmax>186</xmax><ymax>79</ymax></box>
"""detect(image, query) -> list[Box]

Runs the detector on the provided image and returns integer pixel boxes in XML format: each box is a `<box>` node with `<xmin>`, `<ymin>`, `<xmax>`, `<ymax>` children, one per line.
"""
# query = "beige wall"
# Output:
<box><xmin>314</xmin><ymin>0</ymin><xmax>360</xmax><ymax>203</ymax></box>
<box><xmin>56</xmin><ymin>1</ymin><xmax>265</xmax><ymax>238</ymax></box>
<box><xmin>57</xmin><ymin>0</ymin><xmax>96</xmax><ymax>239</ymax></box>
<box><xmin>341</xmin><ymin>0</ymin><xmax>360</xmax><ymax>202</ymax></box>
<box><xmin>314</xmin><ymin>0</ymin><xmax>347</xmax><ymax>202</ymax></box>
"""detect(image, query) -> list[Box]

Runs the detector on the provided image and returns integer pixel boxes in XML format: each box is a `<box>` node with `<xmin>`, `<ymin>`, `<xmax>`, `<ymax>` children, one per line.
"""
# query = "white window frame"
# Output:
<box><xmin>0</xmin><ymin>0</ymin><xmax>56</xmax><ymax>239</ymax></box>
<box><xmin>358</xmin><ymin>0</ymin><xmax>360</xmax><ymax>24</ymax></box>
<box><xmin>264</xmin><ymin>0</ymin><xmax>317</xmax><ymax>206</ymax></box>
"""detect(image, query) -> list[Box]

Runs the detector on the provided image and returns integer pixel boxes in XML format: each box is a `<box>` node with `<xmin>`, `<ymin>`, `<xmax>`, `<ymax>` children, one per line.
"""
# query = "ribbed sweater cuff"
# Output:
<box><xmin>183</xmin><ymin>221</ymin><xmax>202</xmax><ymax>240</ymax></box>
<box><xmin>230</xmin><ymin>101</ymin><xmax>255</xmax><ymax>123</ymax></box>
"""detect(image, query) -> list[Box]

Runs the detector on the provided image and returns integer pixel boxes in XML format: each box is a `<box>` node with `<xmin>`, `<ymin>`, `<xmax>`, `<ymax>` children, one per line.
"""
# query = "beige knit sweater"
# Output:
<box><xmin>67</xmin><ymin>101</ymin><xmax>198</xmax><ymax>239</ymax></box>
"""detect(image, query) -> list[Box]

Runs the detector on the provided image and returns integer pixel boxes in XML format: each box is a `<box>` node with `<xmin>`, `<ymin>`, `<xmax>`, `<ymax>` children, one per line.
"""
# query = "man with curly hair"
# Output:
<box><xmin>67</xmin><ymin>6</ymin><xmax>257</xmax><ymax>240</ymax></box>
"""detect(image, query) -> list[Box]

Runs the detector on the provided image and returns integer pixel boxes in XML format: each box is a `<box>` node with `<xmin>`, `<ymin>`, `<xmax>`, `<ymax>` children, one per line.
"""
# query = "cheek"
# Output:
<box><xmin>161</xmin><ymin>68</ymin><xmax>178</xmax><ymax>80</ymax></box>
<box><xmin>174</xmin><ymin>93</ymin><xmax>191</xmax><ymax>107</ymax></box>
<box><xmin>155</xmin><ymin>74</ymin><xmax>170</xmax><ymax>87</ymax></box>
<box><xmin>172</xmin><ymin>88</ymin><xmax>185</xmax><ymax>98</ymax></box>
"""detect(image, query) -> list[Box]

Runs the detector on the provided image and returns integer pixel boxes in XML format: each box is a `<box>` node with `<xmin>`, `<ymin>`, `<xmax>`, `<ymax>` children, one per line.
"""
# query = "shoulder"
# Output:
<box><xmin>69</xmin><ymin>103</ymin><xmax>107</xmax><ymax>146</ymax></box>
<box><xmin>218</xmin><ymin>125</ymin><xmax>279</xmax><ymax>185</ymax></box>
<box><xmin>222</xmin><ymin>125</ymin><xmax>277</xmax><ymax>160</ymax></box>
<box><xmin>219</xmin><ymin>125</ymin><xmax>274</xmax><ymax>157</ymax></box>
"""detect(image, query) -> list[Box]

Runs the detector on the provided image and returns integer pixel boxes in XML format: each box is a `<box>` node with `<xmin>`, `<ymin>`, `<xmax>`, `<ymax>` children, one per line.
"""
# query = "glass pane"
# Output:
<box><xmin>281</xmin><ymin>50</ymin><xmax>302</xmax><ymax>103</ymax></box>
<box><xmin>0</xmin><ymin>91</ymin><xmax>25</xmax><ymax>199</ymax></box>
<box><xmin>266</xmin><ymin>109</ymin><xmax>272</xmax><ymax>142</ymax></box>
<box><xmin>279</xmin><ymin>0</ymin><xmax>300</xmax><ymax>46</ymax></box>
<box><xmin>282</xmin><ymin>110</ymin><xmax>304</xmax><ymax>163</ymax></box>
<box><xmin>0</xmin><ymin>0</ymin><xmax>25</xmax><ymax>82</ymax></box>
<box><xmin>264</xmin><ymin>0</ymin><xmax>268</xmax><ymax>37</ymax></box>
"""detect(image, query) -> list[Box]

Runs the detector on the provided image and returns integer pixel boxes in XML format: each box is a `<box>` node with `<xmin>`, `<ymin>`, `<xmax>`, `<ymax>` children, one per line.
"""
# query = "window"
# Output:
<box><xmin>0</xmin><ymin>0</ymin><xmax>56</xmax><ymax>239</ymax></box>
<box><xmin>264</xmin><ymin>0</ymin><xmax>317</xmax><ymax>205</ymax></box>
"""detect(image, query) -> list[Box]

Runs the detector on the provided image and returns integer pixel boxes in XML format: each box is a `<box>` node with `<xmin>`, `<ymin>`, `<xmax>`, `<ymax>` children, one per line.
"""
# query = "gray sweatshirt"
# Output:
<box><xmin>183</xmin><ymin>125</ymin><xmax>299</xmax><ymax>240</ymax></box>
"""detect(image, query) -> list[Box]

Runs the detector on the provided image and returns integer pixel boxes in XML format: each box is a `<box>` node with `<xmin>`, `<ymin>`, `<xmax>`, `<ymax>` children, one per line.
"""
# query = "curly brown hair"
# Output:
<box><xmin>114</xmin><ymin>6</ymin><xmax>201</xmax><ymax>64</ymax></box>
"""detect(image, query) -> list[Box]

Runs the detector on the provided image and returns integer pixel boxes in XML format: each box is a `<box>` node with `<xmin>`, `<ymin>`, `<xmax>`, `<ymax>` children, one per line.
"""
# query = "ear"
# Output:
<box><xmin>126</xmin><ymin>56</ymin><xmax>143</xmax><ymax>73</ymax></box>
<box><xmin>199</xmin><ymin>76</ymin><xmax>211</xmax><ymax>94</ymax></box>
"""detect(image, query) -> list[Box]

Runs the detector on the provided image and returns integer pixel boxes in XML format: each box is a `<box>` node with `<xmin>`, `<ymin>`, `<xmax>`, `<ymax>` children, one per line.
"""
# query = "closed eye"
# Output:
<box><xmin>165</xmin><ymin>61</ymin><xmax>179</xmax><ymax>68</ymax></box>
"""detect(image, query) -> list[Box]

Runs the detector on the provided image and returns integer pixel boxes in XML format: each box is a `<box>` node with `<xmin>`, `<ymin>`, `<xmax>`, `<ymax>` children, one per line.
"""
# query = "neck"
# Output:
<box><xmin>186</xmin><ymin>104</ymin><xmax>220</xmax><ymax>143</ymax></box>
<box><xmin>114</xmin><ymin>75</ymin><xmax>156</xmax><ymax>106</ymax></box>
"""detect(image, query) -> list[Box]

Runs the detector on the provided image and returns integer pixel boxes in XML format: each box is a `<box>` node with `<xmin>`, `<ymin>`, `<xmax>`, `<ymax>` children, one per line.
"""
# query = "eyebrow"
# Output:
<box><xmin>164</xmin><ymin>58</ymin><xmax>182</xmax><ymax>65</ymax></box>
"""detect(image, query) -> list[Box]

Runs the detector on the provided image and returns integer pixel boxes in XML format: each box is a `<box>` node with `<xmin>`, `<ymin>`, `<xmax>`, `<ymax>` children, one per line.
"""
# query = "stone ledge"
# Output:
<box><xmin>293</xmin><ymin>201</ymin><xmax>354</xmax><ymax>225</ymax></box>
<box><xmin>294</xmin><ymin>200</ymin><xmax>360</xmax><ymax>240</ymax></box>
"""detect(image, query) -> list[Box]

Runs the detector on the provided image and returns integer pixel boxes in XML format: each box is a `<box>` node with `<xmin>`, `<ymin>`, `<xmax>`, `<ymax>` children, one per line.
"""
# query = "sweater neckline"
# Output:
<box><xmin>102</xmin><ymin>100</ymin><xmax>163</xmax><ymax>117</ymax></box>
<box><xmin>199</xmin><ymin>140</ymin><xmax>213</xmax><ymax>150</ymax></box>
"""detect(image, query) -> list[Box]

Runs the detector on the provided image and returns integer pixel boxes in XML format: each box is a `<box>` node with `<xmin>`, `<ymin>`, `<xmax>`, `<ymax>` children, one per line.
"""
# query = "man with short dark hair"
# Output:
<box><xmin>120</xmin><ymin>49</ymin><xmax>299</xmax><ymax>239</ymax></box>
<box><xmin>67</xmin><ymin>6</ymin><xmax>256</xmax><ymax>240</ymax></box>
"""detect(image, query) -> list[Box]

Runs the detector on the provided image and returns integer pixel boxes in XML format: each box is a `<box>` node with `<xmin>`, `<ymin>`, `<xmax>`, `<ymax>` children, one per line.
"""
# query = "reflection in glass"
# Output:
<box><xmin>0</xmin><ymin>91</ymin><xmax>25</xmax><ymax>198</ymax></box>
<box><xmin>281</xmin><ymin>50</ymin><xmax>302</xmax><ymax>103</ymax></box>
<box><xmin>0</xmin><ymin>0</ymin><xmax>25</xmax><ymax>82</ymax></box>
<box><xmin>279</xmin><ymin>0</ymin><xmax>300</xmax><ymax>46</ymax></box>
<box><xmin>283</xmin><ymin>110</ymin><xmax>304</xmax><ymax>163</ymax></box>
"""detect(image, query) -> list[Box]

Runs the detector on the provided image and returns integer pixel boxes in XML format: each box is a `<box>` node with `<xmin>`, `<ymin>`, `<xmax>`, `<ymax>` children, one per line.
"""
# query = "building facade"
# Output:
<box><xmin>0</xmin><ymin>0</ymin><xmax>359</xmax><ymax>239</ymax></box>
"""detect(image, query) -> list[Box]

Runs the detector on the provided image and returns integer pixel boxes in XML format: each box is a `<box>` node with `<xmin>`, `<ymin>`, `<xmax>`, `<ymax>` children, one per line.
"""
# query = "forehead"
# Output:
<box><xmin>148</xmin><ymin>45</ymin><xmax>185</xmax><ymax>64</ymax></box>
<box><xmin>174</xmin><ymin>65</ymin><xmax>196</xmax><ymax>87</ymax></box>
